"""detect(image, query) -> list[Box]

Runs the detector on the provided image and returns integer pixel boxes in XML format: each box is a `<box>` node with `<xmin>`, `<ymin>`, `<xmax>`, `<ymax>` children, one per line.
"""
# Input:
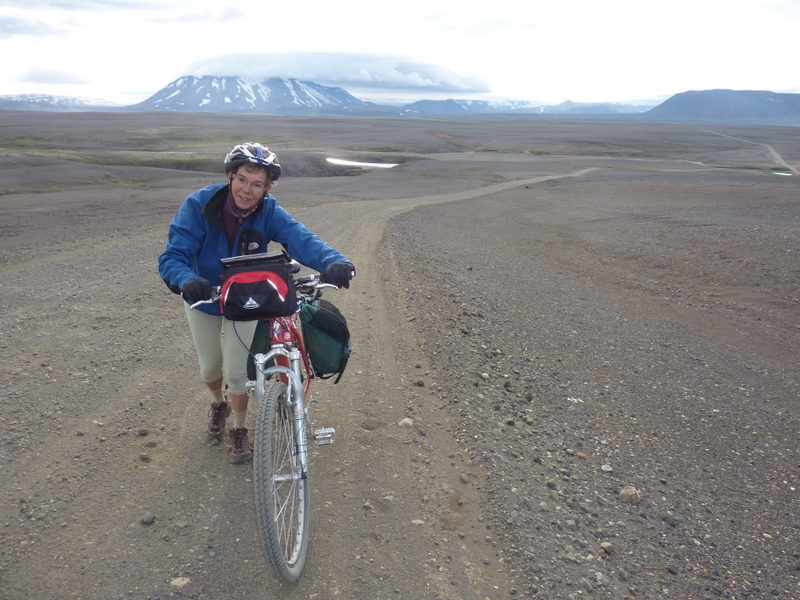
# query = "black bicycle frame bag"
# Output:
<box><xmin>218</xmin><ymin>250</ymin><xmax>297</xmax><ymax>321</ymax></box>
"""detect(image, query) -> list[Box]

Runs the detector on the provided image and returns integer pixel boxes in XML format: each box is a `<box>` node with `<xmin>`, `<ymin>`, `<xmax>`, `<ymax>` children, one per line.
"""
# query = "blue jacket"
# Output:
<box><xmin>158</xmin><ymin>183</ymin><xmax>349</xmax><ymax>315</ymax></box>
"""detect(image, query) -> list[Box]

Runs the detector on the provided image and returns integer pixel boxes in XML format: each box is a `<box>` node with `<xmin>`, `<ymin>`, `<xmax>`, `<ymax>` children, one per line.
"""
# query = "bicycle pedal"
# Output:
<box><xmin>313</xmin><ymin>427</ymin><xmax>335</xmax><ymax>445</ymax></box>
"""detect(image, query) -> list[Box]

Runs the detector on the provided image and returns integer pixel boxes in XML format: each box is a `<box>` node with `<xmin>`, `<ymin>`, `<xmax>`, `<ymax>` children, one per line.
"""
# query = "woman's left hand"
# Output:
<box><xmin>322</xmin><ymin>262</ymin><xmax>356</xmax><ymax>289</ymax></box>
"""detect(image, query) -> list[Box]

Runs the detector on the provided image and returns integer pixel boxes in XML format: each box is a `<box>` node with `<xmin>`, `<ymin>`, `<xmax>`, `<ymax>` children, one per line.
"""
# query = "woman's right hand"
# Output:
<box><xmin>182</xmin><ymin>277</ymin><xmax>212</xmax><ymax>303</ymax></box>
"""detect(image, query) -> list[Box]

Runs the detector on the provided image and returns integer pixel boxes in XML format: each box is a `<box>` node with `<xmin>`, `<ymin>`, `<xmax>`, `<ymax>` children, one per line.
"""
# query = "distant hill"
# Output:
<box><xmin>0</xmin><ymin>94</ymin><xmax>116</xmax><ymax>111</ymax></box>
<box><xmin>644</xmin><ymin>89</ymin><xmax>800</xmax><ymax>124</ymax></box>
<box><xmin>399</xmin><ymin>98</ymin><xmax>650</xmax><ymax>116</ymax></box>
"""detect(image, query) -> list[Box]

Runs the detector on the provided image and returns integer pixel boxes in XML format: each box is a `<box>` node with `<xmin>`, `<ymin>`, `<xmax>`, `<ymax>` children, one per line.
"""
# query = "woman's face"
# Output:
<box><xmin>229</xmin><ymin>166</ymin><xmax>270</xmax><ymax>211</ymax></box>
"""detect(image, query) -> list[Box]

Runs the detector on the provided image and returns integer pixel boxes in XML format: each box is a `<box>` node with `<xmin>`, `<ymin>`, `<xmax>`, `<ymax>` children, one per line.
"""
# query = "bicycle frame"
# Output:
<box><xmin>189</xmin><ymin>273</ymin><xmax>337</xmax><ymax>581</ymax></box>
<box><xmin>251</xmin><ymin>314</ymin><xmax>314</xmax><ymax>475</ymax></box>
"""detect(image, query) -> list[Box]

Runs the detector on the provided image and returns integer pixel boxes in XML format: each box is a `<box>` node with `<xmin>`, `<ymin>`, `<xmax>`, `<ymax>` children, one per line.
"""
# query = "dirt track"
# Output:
<box><xmin>0</xmin><ymin>113</ymin><xmax>798</xmax><ymax>600</ymax></box>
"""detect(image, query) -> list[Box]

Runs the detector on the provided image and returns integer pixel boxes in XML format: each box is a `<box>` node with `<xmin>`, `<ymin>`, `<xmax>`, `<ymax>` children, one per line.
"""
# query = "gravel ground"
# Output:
<box><xmin>386</xmin><ymin>166</ymin><xmax>799</xmax><ymax>599</ymax></box>
<box><xmin>0</xmin><ymin>113</ymin><xmax>798</xmax><ymax>600</ymax></box>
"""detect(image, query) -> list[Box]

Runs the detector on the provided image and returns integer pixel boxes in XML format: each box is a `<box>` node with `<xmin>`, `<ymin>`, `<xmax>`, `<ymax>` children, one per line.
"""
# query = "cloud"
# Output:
<box><xmin>218</xmin><ymin>6</ymin><xmax>243</xmax><ymax>21</ymax></box>
<box><xmin>17</xmin><ymin>68</ymin><xmax>89</xmax><ymax>84</ymax></box>
<box><xmin>186</xmin><ymin>52</ymin><xmax>490</xmax><ymax>94</ymax></box>
<box><xmin>1</xmin><ymin>0</ymin><xmax>166</xmax><ymax>8</ymax></box>
<box><xmin>148</xmin><ymin>6</ymin><xmax>244</xmax><ymax>24</ymax></box>
<box><xmin>0</xmin><ymin>16</ymin><xmax>61</xmax><ymax>38</ymax></box>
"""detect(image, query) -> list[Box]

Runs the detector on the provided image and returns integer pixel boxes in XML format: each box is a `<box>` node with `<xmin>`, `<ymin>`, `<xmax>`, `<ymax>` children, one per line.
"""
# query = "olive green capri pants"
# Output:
<box><xmin>183</xmin><ymin>303</ymin><xmax>258</xmax><ymax>395</ymax></box>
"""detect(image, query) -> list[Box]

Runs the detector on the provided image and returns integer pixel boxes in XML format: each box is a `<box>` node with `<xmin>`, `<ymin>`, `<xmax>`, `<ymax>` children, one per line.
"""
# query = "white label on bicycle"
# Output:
<box><xmin>294</xmin><ymin>408</ymin><xmax>305</xmax><ymax>416</ymax></box>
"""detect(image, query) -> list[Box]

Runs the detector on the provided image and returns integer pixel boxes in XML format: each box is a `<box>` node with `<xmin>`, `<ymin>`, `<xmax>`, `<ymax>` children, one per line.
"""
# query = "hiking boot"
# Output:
<box><xmin>229</xmin><ymin>427</ymin><xmax>252</xmax><ymax>464</ymax></box>
<box><xmin>208</xmin><ymin>401</ymin><xmax>231</xmax><ymax>440</ymax></box>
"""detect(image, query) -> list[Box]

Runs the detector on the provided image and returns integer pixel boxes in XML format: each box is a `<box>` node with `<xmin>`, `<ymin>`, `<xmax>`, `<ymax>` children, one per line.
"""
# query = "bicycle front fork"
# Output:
<box><xmin>250</xmin><ymin>349</ymin><xmax>336</xmax><ymax>455</ymax></box>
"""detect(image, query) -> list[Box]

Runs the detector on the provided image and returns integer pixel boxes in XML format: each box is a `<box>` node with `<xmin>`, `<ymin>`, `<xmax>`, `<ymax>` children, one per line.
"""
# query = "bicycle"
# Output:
<box><xmin>191</xmin><ymin>268</ymin><xmax>338</xmax><ymax>582</ymax></box>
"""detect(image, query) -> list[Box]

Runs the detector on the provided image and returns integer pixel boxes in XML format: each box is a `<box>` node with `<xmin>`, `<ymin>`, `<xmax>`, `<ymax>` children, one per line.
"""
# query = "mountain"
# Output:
<box><xmin>644</xmin><ymin>89</ymin><xmax>800</xmax><ymax>124</ymax></box>
<box><xmin>554</xmin><ymin>100</ymin><xmax>652</xmax><ymax>114</ymax></box>
<box><xmin>126</xmin><ymin>76</ymin><xmax>369</xmax><ymax>114</ymax></box>
<box><xmin>399</xmin><ymin>99</ymin><xmax>537</xmax><ymax>115</ymax></box>
<box><xmin>399</xmin><ymin>98</ymin><xmax>651</xmax><ymax>116</ymax></box>
<box><xmin>0</xmin><ymin>94</ymin><xmax>117</xmax><ymax>111</ymax></box>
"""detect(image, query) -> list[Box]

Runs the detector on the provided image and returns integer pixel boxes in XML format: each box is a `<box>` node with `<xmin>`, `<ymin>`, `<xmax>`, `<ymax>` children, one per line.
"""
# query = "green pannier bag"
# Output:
<box><xmin>300</xmin><ymin>298</ymin><xmax>352</xmax><ymax>384</ymax></box>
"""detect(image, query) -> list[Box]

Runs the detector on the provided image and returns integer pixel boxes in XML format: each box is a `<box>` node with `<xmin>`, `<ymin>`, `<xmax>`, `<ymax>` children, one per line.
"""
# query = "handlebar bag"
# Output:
<box><xmin>300</xmin><ymin>298</ymin><xmax>352</xmax><ymax>384</ymax></box>
<box><xmin>219</xmin><ymin>251</ymin><xmax>297</xmax><ymax>321</ymax></box>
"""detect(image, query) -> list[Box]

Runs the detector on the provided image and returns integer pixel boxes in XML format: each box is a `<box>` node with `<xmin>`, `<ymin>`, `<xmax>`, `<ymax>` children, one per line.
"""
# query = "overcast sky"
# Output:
<box><xmin>1</xmin><ymin>0</ymin><xmax>799</xmax><ymax>106</ymax></box>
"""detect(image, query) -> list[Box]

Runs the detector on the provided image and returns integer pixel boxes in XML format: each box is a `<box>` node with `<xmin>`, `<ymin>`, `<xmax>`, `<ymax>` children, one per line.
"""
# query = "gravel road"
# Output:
<box><xmin>0</xmin><ymin>114</ymin><xmax>798</xmax><ymax>600</ymax></box>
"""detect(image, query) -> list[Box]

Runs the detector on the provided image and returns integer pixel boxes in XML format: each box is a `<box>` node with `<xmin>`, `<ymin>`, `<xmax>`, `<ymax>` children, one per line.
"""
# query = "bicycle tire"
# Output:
<box><xmin>254</xmin><ymin>380</ymin><xmax>310</xmax><ymax>582</ymax></box>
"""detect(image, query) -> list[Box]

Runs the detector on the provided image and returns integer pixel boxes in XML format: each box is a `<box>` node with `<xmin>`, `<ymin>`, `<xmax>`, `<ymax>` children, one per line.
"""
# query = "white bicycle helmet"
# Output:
<box><xmin>224</xmin><ymin>142</ymin><xmax>281</xmax><ymax>180</ymax></box>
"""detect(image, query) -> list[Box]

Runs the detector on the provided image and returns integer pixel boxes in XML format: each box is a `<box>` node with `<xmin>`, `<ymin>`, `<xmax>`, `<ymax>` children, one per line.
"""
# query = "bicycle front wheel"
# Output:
<box><xmin>254</xmin><ymin>381</ymin><xmax>310</xmax><ymax>582</ymax></box>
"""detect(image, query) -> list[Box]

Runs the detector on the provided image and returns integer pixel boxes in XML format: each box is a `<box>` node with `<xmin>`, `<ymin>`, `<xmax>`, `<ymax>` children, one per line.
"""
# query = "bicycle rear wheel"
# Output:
<box><xmin>254</xmin><ymin>381</ymin><xmax>310</xmax><ymax>582</ymax></box>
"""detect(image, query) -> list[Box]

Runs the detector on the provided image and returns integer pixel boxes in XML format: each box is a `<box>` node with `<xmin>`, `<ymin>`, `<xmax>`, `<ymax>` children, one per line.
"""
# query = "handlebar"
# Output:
<box><xmin>188</xmin><ymin>287</ymin><xmax>221</xmax><ymax>309</ymax></box>
<box><xmin>294</xmin><ymin>273</ymin><xmax>339</xmax><ymax>295</ymax></box>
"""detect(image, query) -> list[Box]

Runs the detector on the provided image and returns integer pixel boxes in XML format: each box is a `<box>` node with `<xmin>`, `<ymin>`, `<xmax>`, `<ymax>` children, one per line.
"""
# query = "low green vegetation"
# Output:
<box><xmin>78</xmin><ymin>151</ymin><xmax>220</xmax><ymax>172</ymax></box>
<box><xmin>0</xmin><ymin>135</ymin><xmax>54</xmax><ymax>148</ymax></box>
<box><xmin>478</xmin><ymin>148</ymin><xmax>522</xmax><ymax>154</ymax></box>
<box><xmin>0</xmin><ymin>129</ymin><xmax>292</xmax><ymax>172</ymax></box>
<box><xmin>483</xmin><ymin>174</ymin><xmax>511</xmax><ymax>184</ymax></box>
<box><xmin>478</xmin><ymin>148</ymin><xmax>549</xmax><ymax>155</ymax></box>
<box><xmin>349</xmin><ymin>146</ymin><xmax>400</xmax><ymax>152</ymax></box>
<box><xmin>703</xmin><ymin>163</ymin><xmax>793</xmax><ymax>174</ymax></box>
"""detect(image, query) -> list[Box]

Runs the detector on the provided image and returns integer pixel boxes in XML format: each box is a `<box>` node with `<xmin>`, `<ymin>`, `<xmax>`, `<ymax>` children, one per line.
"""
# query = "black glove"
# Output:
<box><xmin>322</xmin><ymin>262</ymin><xmax>355</xmax><ymax>289</ymax></box>
<box><xmin>182</xmin><ymin>277</ymin><xmax>212</xmax><ymax>303</ymax></box>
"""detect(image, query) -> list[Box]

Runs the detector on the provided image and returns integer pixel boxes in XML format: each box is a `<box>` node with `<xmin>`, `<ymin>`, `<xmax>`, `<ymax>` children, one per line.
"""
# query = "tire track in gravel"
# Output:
<box><xmin>273</xmin><ymin>165</ymin><xmax>601</xmax><ymax>599</ymax></box>
<box><xmin>704</xmin><ymin>129</ymin><xmax>799</xmax><ymax>174</ymax></box>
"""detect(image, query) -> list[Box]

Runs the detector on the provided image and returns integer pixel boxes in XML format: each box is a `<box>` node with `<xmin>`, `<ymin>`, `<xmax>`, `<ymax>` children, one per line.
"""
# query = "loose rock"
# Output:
<box><xmin>619</xmin><ymin>486</ymin><xmax>641</xmax><ymax>505</ymax></box>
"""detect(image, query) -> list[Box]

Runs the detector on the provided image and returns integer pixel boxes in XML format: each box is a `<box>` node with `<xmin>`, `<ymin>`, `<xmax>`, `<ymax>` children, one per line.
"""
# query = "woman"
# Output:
<box><xmin>158</xmin><ymin>143</ymin><xmax>354</xmax><ymax>463</ymax></box>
